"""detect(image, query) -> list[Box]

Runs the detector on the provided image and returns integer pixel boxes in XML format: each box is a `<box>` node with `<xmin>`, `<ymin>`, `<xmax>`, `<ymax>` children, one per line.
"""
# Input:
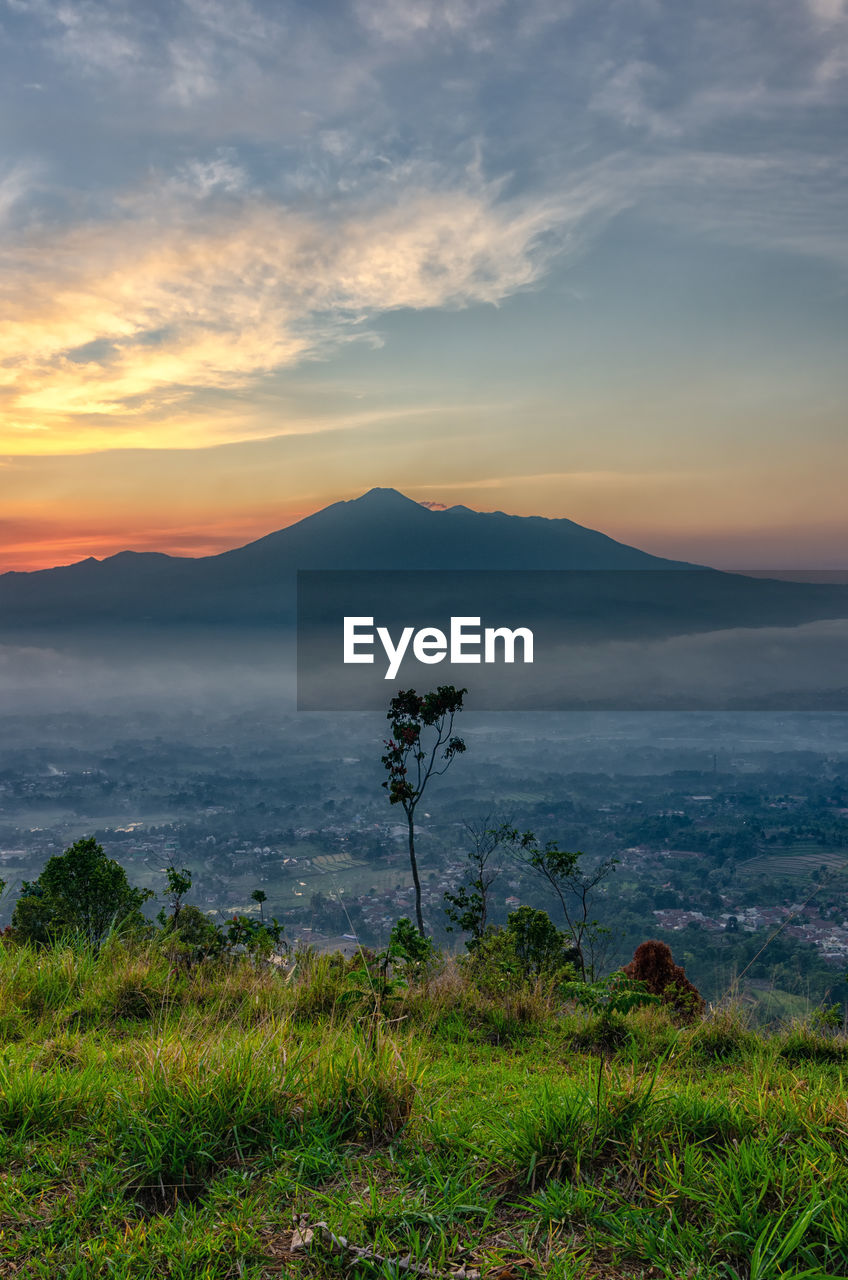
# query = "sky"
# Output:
<box><xmin>1</xmin><ymin>0</ymin><xmax>847</xmax><ymax>571</ymax></box>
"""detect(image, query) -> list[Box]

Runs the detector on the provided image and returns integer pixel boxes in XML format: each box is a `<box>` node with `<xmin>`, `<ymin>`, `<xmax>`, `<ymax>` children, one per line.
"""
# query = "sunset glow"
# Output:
<box><xmin>1</xmin><ymin>0</ymin><xmax>847</xmax><ymax>569</ymax></box>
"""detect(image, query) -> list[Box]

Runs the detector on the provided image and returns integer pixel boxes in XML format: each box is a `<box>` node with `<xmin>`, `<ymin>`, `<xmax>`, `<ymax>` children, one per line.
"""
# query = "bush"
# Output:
<box><xmin>570</xmin><ymin>1010</ymin><xmax>631</xmax><ymax>1053</ymax></box>
<box><xmin>623</xmin><ymin>940</ymin><xmax>704</xmax><ymax>1022</ymax></box>
<box><xmin>159</xmin><ymin>904</ymin><xmax>226</xmax><ymax>967</ymax></box>
<box><xmin>506</xmin><ymin>907</ymin><xmax>579</xmax><ymax>980</ymax></box>
<box><xmin>11</xmin><ymin>837</ymin><xmax>152</xmax><ymax>948</ymax></box>
<box><xmin>565</xmin><ymin>973</ymin><xmax>659</xmax><ymax>1055</ymax></box>
<box><xmin>464</xmin><ymin>910</ymin><xmax>576</xmax><ymax>998</ymax></box>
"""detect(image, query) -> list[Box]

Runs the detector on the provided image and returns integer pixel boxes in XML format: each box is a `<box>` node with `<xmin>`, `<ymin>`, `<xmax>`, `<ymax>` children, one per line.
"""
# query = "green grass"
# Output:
<box><xmin>738</xmin><ymin>849</ymin><xmax>848</xmax><ymax>877</ymax></box>
<box><xmin>0</xmin><ymin>941</ymin><xmax>847</xmax><ymax>1278</ymax></box>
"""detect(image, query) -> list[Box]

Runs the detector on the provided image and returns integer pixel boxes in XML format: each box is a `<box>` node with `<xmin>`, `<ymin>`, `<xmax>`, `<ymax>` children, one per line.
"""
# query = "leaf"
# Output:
<box><xmin>290</xmin><ymin>1226</ymin><xmax>314</xmax><ymax>1251</ymax></box>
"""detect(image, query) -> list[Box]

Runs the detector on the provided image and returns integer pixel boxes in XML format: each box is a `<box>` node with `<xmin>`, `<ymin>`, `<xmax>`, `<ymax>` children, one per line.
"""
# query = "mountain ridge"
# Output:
<box><xmin>0</xmin><ymin>487</ymin><xmax>696</xmax><ymax>581</ymax></box>
<box><xmin>2</xmin><ymin>487</ymin><xmax>847</xmax><ymax>636</ymax></box>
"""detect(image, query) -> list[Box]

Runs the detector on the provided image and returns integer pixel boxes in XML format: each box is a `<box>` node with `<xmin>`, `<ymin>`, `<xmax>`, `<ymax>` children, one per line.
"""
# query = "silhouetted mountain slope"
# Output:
<box><xmin>213</xmin><ymin>488</ymin><xmax>697</xmax><ymax>573</ymax></box>
<box><xmin>0</xmin><ymin>488</ymin><xmax>846</xmax><ymax>634</ymax></box>
<box><xmin>0</xmin><ymin>489</ymin><xmax>694</xmax><ymax>627</ymax></box>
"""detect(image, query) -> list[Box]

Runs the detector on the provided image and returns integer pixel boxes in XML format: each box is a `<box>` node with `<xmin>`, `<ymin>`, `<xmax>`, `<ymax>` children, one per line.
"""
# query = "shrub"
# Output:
<box><xmin>570</xmin><ymin>1010</ymin><xmax>631</xmax><ymax>1053</ymax></box>
<box><xmin>11</xmin><ymin>838</ymin><xmax>152</xmax><ymax>948</ymax></box>
<box><xmin>623</xmin><ymin>940</ymin><xmax>704</xmax><ymax>1021</ymax></box>
<box><xmin>159</xmin><ymin>904</ymin><xmax>226</xmax><ymax>967</ymax></box>
<box><xmin>506</xmin><ymin>906</ymin><xmax>579</xmax><ymax>980</ymax></box>
<box><xmin>565</xmin><ymin>973</ymin><xmax>659</xmax><ymax>1054</ymax></box>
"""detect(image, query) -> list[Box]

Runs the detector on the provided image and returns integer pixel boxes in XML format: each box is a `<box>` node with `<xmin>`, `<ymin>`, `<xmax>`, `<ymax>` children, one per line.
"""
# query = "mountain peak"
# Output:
<box><xmin>350</xmin><ymin>487</ymin><xmax>424</xmax><ymax>510</ymax></box>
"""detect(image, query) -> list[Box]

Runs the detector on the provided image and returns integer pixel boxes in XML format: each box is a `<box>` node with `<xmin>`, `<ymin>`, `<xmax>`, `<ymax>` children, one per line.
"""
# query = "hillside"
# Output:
<box><xmin>1</xmin><ymin>939</ymin><xmax>847</xmax><ymax>1279</ymax></box>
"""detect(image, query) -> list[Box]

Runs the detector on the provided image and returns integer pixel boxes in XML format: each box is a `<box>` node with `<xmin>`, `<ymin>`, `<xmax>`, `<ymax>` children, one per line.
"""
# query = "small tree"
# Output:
<box><xmin>12</xmin><ymin>837</ymin><xmax>152</xmax><ymax>947</ymax></box>
<box><xmin>444</xmin><ymin>817</ymin><xmax>519</xmax><ymax>947</ymax></box>
<box><xmin>251</xmin><ymin>888</ymin><xmax>267</xmax><ymax>923</ymax></box>
<box><xmin>160</xmin><ymin>905</ymin><xmax>225</xmax><ymax>968</ymax></box>
<box><xmin>518</xmin><ymin>835</ymin><xmax>616</xmax><ymax>981</ymax></box>
<box><xmin>381</xmin><ymin>686</ymin><xmax>467</xmax><ymax>935</ymax></box>
<box><xmin>163</xmin><ymin>865</ymin><xmax>192</xmax><ymax>924</ymax></box>
<box><xmin>225</xmin><ymin>912</ymin><xmax>286</xmax><ymax>961</ymax></box>
<box><xmin>505</xmin><ymin>906</ymin><xmax>578</xmax><ymax>979</ymax></box>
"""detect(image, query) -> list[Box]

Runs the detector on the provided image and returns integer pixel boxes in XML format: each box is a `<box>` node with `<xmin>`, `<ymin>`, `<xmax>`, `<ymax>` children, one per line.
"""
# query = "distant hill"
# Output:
<box><xmin>0</xmin><ymin>487</ymin><xmax>846</xmax><ymax>635</ymax></box>
<box><xmin>0</xmin><ymin>488</ymin><xmax>698</xmax><ymax>629</ymax></box>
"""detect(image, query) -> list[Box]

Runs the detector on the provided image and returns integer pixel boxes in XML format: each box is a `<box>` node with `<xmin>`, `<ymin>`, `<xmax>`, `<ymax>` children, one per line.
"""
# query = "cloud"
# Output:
<box><xmin>0</xmin><ymin>166</ymin><xmax>620</xmax><ymax>452</ymax></box>
<box><xmin>6</xmin><ymin>0</ymin><xmax>365</xmax><ymax>126</ymax></box>
<box><xmin>11</xmin><ymin>0</ymin><xmax>145</xmax><ymax>75</ymax></box>
<box><xmin>0</xmin><ymin>164</ymin><xmax>37</xmax><ymax>226</ymax></box>
<box><xmin>3</xmin><ymin>0</ymin><xmax>848</xmax><ymax>464</ymax></box>
<box><xmin>807</xmin><ymin>0</ymin><xmax>848</xmax><ymax>25</ymax></box>
<box><xmin>635</xmin><ymin>150</ymin><xmax>848</xmax><ymax>268</ymax></box>
<box><xmin>354</xmin><ymin>0</ymin><xmax>505</xmax><ymax>44</ymax></box>
<box><xmin>3</xmin><ymin>129</ymin><xmax>845</xmax><ymax>458</ymax></box>
<box><xmin>590</xmin><ymin>60</ymin><xmax>682</xmax><ymax>138</ymax></box>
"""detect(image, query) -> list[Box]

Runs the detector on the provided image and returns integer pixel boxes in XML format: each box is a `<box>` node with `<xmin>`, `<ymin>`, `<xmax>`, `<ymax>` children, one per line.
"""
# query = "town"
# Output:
<box><xmin>2</xmin><ymin>707</ymin><xmax>846</xmax><ymax>1017</ymax></box>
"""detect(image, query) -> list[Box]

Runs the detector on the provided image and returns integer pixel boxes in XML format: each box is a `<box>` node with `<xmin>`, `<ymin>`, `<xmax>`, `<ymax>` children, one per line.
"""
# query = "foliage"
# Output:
<box><xmin>389</xmin><ymin>915</ymin><xmax>435</xmax><ymax>977</ymax></box>
<box><xmin>443</xmin><ymin>818</ymin><xmax>521</xmax><ymax>946</ymax></box>
<box><xmin>341</xmin><ymin>918</ymin><xmax>435</xmax><ymax>1040</ymax></box>
<box><xmin>564</xmin><ymin>972</ymin><xmax>659</xmax><ymax>1052</ymax></box>
<box><xmin>11</xmin><ymin>836</ymin><xmax>152</xmax><ymax>947</ymax></box>
<box><xmin>811</xmin><ymin>1002</ymin><xmax>843</xmax><ymax>1033</ymax></box>
<box><xmin>225</xmin><ymin>913</ymin><xmax>287</xmax><ymax>960</ymax></box>
<box><xmin>159</xmin><ymin>903</ymin><xmax>226</xmax><ymax>966</ymax></box>
<box><xmin>505</xmin><ymin>906</ymin><xmax>578</xmax><ymax>979</ymax></box>
<box><xmin>162</xmin><ymin>865</ymin><xmax>192</xmax><ymax>922</ymax></box>
<box><xmin>564</xmin><ymin>972</ymin><xmax>660</xmax><ymax>1020</ymax></box>
<box><xmin>516</xmin><ymin>833</ymin><xmax>617</xmax><ymax>981</ymax></box>
<box><xmin>459</xmin><ymin>910</ymin><xmax>576</xmax><ymax>998</ymax></box>
<box><xmin>460</xmin><ymin>925</ymin><xmax>524</xmax><ymax>994</ymax></box>
<box><xmin>622</xmin><ymin>939</ymin><xmax>705</xmax><ymax>1021</ymax></box>
<box><xmin>381</xmin><ymin>685</ymin><xmax>467</xmax><ymax>934</ymax></box>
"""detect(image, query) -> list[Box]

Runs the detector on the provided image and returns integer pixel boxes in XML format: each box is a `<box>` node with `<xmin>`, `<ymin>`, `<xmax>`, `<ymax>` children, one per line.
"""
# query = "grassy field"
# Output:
<box><xmin>739</xmin><ymin>848</ymin><xmax>848</xmax><ymax>877</ymax></box>
<box><xmin>1</xmin><ymin>942</ymin><xmax>847</xmax><ymax>1279</ymax></box>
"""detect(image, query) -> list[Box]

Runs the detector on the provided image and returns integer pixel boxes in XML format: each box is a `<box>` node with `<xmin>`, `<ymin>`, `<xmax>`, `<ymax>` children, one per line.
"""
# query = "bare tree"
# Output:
<box><xmin>517</xmin><ymin>835</ymin><xmax>617</xmax><ymax>981</ymax></box>
<box><xmin>443</xmin><ymin>815</ymin><xmax>518</xmax><ymax>946</ymax></box>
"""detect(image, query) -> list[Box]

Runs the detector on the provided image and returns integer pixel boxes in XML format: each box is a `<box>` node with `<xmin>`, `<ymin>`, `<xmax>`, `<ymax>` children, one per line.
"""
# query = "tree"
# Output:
<box><xmin>505</xmin><ymin>906</ymin><xmax>578</xmax><ymax>979</ymax></box>
<box><xmin>518</xmin><ymin>835</ymin><xmax>616</xmax><ymax>981</ymax></box>
<box><xmin>162</xmin><ymin>865</ymin><xmax>192</xmax><ymax>924</ymax></box>
<box><xmin>251</xmin><ymin>888</ymin><xmax>267</xmax><ymax>923</ymax></box>
<box><xmin>382</xmin><ymin>686</ymin><xmax>467</xmax><ymax>935</ymax></box>
<box><xmin>12</xmin><ymin>837</ymin><xmax>152</xmax><ymax>947</ymax></box>
<box><xmin>444</xmin><ymin>817</ymin><xmax>519</xmax><ymax>947</ymax></box>
<box><xmin>160</xmin><ymin>905</ymin><xmax>225</xmax><ymax>967</ymax></box>
<box><xmin>225</xmin><ymin>912</ymin><xmax>286</xmax><ymax>961</ymax></box>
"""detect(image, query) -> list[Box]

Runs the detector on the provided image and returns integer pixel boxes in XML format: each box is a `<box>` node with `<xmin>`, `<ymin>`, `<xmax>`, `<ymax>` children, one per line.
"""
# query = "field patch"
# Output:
<box><xmin>739</xmin><ymin>848</ymin><xmax>848</xmax><ymax>877</ymax></box>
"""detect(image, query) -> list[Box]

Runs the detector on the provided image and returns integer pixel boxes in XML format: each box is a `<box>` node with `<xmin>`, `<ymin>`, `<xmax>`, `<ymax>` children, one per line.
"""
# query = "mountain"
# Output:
<box><xmin>0</xmin><ymin>487</ymin><xmax>846</xmax><ymax>634</ymax></box>
<box><xmin>0</xmin><ymin>488</ymin><xmax>696</xmax><ymax>629</ymax></box>
<box><xmin>212</xmin><ymin>488</ymin><xmax>698</xmax><ymax>572</ymax></box>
